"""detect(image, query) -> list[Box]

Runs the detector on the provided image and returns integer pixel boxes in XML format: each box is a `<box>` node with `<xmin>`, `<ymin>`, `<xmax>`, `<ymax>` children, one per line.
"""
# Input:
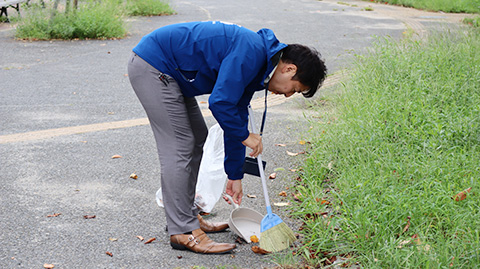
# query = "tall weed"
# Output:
<box><xmin>298</xmin><ymin>30</ymin><xmax>480</xmax><ymax>267</ymax></box>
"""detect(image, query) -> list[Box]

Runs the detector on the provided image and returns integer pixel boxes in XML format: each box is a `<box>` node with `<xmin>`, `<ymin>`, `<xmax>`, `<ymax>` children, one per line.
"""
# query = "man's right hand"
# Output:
<box><xmin>225</xmin><ymin>179</ymin><xmax>243</xmax><ymax>205</ymax></box>
<box><xmin>242</xmin><ymin>133</ymin><xmax>263</xmax><ymax>157</ymax></box>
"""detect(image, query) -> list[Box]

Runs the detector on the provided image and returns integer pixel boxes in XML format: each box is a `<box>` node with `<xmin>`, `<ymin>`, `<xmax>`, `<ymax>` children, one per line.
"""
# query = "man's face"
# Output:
<box><xmin>268</xmin><ymin>62</ymin><xmax>309</xmax><ymax>97</ymax></box>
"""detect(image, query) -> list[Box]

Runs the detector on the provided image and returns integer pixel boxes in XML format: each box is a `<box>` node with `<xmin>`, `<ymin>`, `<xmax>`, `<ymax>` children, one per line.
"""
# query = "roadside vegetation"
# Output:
<box><xmin>13</xmin><ymin>0</ymin><xmax>174</xmax><ymax>40</ymax></box>
<box><xmin>125</xmin><ymin>0</ymin><xmax>173</xmax><ymax>16</ymax></box>
<box><xmin>368</xmin><ymin>0</ymin><xmax>480</xmax><ymax>13</ymax></box>
<box><xmin>295</xmin><ymin>15</ymin><xmax>480</xmax><ymax>269</ymax></box>
<box><xmin>464</xmin><ymin>16</ymin><xmax>480</xmax><ymax>27</ymax></box>
<box><xmin>368</xmin><ymin>0</ymin><xmax>480</xmax><ymax>28</ymax></box>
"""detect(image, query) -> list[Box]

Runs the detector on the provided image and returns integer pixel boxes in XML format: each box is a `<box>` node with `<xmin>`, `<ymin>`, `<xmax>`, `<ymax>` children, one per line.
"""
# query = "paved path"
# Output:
<box><xmin>0</xmin><ymin>0</ymin><xmax>469</xmax><ymax>268</ymax></box>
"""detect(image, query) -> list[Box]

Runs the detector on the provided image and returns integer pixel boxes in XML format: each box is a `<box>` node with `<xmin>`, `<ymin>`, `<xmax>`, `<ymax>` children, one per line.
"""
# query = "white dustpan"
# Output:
<box><xmin>225</xmin><ymin>194</ymin><xmax>263</xmax><ymax>243</ymax></box>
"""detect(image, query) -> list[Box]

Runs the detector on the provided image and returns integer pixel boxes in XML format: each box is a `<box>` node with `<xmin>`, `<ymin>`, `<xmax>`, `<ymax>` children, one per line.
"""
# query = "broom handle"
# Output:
<box><xmin>248</xmin><ymin>105</ymin><xmax>273</xmax><ymax>215</ymax></box>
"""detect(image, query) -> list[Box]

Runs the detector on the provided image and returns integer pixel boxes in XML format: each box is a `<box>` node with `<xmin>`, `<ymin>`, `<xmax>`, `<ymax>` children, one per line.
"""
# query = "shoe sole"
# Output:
<box><xmin>170</xmin><ymin>242</ymin><xmax>235</xmax><ymax>255</ymax></box>
<box><xmin>202</xmin><ymin>228</ymin><xmax>229</xmax><ymax>233</ymax></box>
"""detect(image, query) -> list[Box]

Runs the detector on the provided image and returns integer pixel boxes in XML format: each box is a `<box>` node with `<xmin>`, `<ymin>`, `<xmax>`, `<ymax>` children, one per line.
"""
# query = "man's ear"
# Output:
<box><xmin>282</xmin><ymin>63</ymin><xmax>297</xmax><ymax>74</ymax></box>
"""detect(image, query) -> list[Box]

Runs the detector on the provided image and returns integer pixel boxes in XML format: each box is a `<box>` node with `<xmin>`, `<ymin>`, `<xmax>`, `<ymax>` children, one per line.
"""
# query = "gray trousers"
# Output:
<box><xmin>127</xmin><ymin>53</ymin><xmax>208</xmax><ymax>235</ymax></box>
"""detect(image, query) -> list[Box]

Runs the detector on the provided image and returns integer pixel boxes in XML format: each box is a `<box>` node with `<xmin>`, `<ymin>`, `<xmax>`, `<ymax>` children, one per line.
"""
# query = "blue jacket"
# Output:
<box><xmin>133</xmin><ymin>21</ymin><xmax>287</xmax><ymax>179</ymax></box>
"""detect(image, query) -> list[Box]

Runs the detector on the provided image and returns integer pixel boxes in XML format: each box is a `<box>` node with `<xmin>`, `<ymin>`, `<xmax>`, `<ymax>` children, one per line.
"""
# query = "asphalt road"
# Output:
<box><xmin>0</xmin><ymin>0</ymin><xmax>468</xmax><ymax>268</ymax></box>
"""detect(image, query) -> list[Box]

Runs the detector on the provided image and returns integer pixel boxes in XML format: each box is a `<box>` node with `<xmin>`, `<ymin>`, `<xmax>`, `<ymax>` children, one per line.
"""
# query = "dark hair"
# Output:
<box><xmin>281</xmin><ymin>44</ymin><xmax>327</xmax><ymax>98</ymax></box>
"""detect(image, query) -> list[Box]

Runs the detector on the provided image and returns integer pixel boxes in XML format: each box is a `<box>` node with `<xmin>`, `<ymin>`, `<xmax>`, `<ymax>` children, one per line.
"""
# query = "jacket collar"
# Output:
<box><xmin>256</xmin><ymin>28</ymin><xmax>287</xmax><ymax>84</ymax></box>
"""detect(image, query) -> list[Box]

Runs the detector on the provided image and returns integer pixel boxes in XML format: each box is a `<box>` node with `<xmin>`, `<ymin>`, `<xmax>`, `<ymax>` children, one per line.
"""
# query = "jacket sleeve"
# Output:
<box><xmin>208</xmin><ymin>36</ymin><xmax>265</xmax><ymax>141</ymax></box>
<box><xmin>208</xmin><ymin>35</ymin><xmax>266</xmax><ymax>179</ymax></box>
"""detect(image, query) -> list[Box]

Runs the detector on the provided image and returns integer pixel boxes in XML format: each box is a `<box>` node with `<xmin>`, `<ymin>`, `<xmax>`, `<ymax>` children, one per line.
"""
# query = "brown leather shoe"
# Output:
<box><xmin>170</xmin><ymin>228</ymin><xmax>236</xmax><ymax>254</ymax></box>
<box><xmin>197</xmin><ymin>214</ymin><xmax>229</xmax><ymax>233</ymax></box>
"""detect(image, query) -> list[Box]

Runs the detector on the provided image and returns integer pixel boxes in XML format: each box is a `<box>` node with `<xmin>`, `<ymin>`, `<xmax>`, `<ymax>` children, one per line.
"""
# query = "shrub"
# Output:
<box><xmin>125</xmin><ymin>0</ymin><xmax>175</xmax><ymax>16</ymax></box>
<box><xmin>13</xmin><ymin>0</ymin><xmax>175</xmax><ymax>40</ymax></box>
<box><xmin>15</xmin><ymin>1</ymin><xmax>126</xmax><ymax>40</ymax></box>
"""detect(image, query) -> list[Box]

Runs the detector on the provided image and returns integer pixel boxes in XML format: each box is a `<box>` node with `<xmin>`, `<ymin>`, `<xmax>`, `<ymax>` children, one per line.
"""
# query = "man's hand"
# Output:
<box><xmin>225</xmin><ymin>179</ymin><xmax>243</xmax><ymax>205</ymax></box>
<box><xmin>242</xmin><ymin>133</ymin><xmax>263</xmax><ymax>157</ymax></box>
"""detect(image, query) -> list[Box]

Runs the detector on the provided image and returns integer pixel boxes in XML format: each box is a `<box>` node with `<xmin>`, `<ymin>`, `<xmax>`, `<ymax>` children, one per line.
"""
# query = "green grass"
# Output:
<box><xmin>464</xmin><ymin>16</ymin><xmax>480</xmax><ymax>27</ymax></box>
<box><xmin>296</xmin><ymin>29</ymin><xmax>480</xmax><ymax>267</ymax></box>
<box><xmin>369</xmin><ymin>0</ymin><xmax>480</xmax><ymax>13</ymax></box>
<box><xmin>125</xmin><ymin>0</ymin><xmax>175</xmax><ymax>16</ymax></box>
<box><xmin>14</xmin><ymin>0</ymin><xmax>174</xmax><ymax>40</ymax></box>
<box><xmin>15</xmin><ymin>0</ymin><xmax>127</xmax><ymax>40</ymax></box>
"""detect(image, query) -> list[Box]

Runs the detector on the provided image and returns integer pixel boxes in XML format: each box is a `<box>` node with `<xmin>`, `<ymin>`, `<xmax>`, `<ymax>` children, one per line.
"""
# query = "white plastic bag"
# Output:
<box><xmin>194</xmin><ymin>123</ymin><xmax>228</xmax><ymax>213</ymax></box>
<box><xmin>156</xmin><ymin>124</ymin><xmax>227</xmax><ymax>213</ymax></box>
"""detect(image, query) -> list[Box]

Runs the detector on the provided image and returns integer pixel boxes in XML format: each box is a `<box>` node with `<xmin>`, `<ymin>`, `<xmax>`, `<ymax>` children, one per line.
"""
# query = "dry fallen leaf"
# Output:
<box><xmin>111</xmin><ymin>155</ymin><xmax>122</xmax><ymax>159</ymax></box>
<box><xmin>402</xmin><ymin>216</ymin><xmax>411</xmax><ymax>234</ymax></box>
<box><xmin>46</xmin><ymin>213</ymin><xmax>61</xmax><ymax>218</ymax></box>
<box><xmin>83</xmin><ymin>215</ymin><xmax>96</xmax><ymax>219</ymax></box>
<box><xmin>299</xmin><ymin>140</ymin><xmax>306</xmax><ymax>145</ymax></box>
<box><xmin>286</xmin><ymin>151</ymin><xmax>299</xmax><ymax>156</ymax></box>
<box><xmin>325</xmin><ymin>255</ymin><xmax>337</xmax><ymax>265</ymax></box>
<box><xmin>286</xmin><ymin>150</ymin><xmax>305</xmax><ymax>156</ymax></box>
<box><xmin>450</xmin><ymin>256</ymin><xmax>455</xmax><ymax>267</ymax></box>
<box><xmin>235</xmin><ymin>236</ymin><xmax>245</xmax><ymax>244</ymax></box>
<box><xmin>109</xmin><ymin>238</ymin><xmax>118</xmax><ymax>242</ymax></box>
<box><xmin>453</xmin><ymin>187</ymin><xmax>471</xmax><ymax>201</ymax></box>
<box><xmin>275</xmin><ymin>143</ymin><xmax>286</xmax><ymax>147</ymax></box>
<box><xmin>44</xmin><ymin>264</ymin><xmax>55</xmax><ymax>269</ymax></box>
<box><xmin>412</xmin><ymin>234</ymin><xmax>430</xmax><ymax>252</ymax></box>
<box><xmin>397</xmin><ymin>234</ymin><xmax>430</xmax><ymax>252</ymax></box>
<box><xmin>269</xmin><ymin>173</ymin><xmax>276</xmax><ymax>179</ymax></box>
<box><xmin>274</xmin><ymin>202</ymin><xmax>290</xmax><ymax>207</ymax></box>
<box><xmin>397</xmin><ymin>239</ymin><xmax>412</xmax><ymax>248</ymax></box>
<box><xmin>106</xmin><ymin>251</ymin><xmax>113</xmax><ymax>257</ymax></box>
<box><xmin>327</xmin><ymin>161</ymin><xmax>334</xmax><ymax>170</ymax></box>
<box><xmin>250</xmin><ymin>235</ymin><xmax>259</xmax><ymax>243</ymax></box>
<box><xmin>279</xmin><ymin>191</ymin><xmax>287</xmax><ymax>197</ymax></box>
<box><xmin>251</xmin><ymin>246</ymin><xmax>270</xmax><ymax>255</ymax></box>
<box><xmin>144</xmin><ymin>237</ymin><xmax>156</xmax><ymax>244</ymax></box>
<box><xmin>177</xmin><ymin>256</ymin><xmax>183</xmax><ymax>259</ymax></box>
<box><xmin>246</xmin><ymin>194</ymin><xmax>257</xmax><ymax>198</ymax></box>
<box><xmin>320</xmin><ymin>200</ymin><xmax>330</xmax><ymax>205</ymax></box>
<box><xmin>136</xmin><ymin>236</ymin><xmax>144</xmax><ymax>241</ymax></box>
<box><xmin>130</xmin><ymin>173</ymin><xmax>138</xmax><ymax>179</ymax></box>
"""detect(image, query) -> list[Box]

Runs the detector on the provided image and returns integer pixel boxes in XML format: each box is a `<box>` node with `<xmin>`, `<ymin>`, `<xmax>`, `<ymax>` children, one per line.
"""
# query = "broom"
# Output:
<box><xmin>248</xmin><ymin>106</ymin><xmax>296</xmax><ymax>252</ymax></box>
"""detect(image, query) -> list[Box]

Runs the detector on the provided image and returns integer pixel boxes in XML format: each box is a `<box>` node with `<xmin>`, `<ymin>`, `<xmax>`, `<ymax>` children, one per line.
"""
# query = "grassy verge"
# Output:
<box><xmin>295</xmin><ymin>29</ymin><xmax>480</xmax><ymax>267</ymax></box>
<box><xmin>15</xmin><ymin>0</ymin><xmax>126</xmax><ymax>40</ymax></box>
<box><xmin>13</xmin><ymin>0</ymin><xmax>174</xmax><ymax>40</ymax></box>
<box><xmin>464</xmin><ymin>16</ymin><xmax>480</xmax><ymax>27</ymax></box>
<box><xmin>368</xmin><ymin>0</ymin><xmax>480</xmax><ymax>13</ymax></box>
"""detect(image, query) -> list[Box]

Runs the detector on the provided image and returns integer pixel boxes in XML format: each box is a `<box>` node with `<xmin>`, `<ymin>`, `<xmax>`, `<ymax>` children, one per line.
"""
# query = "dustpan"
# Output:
<box><xmin>225</xmin><ymin>194</ymin><xmax>263</xmax><ymax>243</ymax></box>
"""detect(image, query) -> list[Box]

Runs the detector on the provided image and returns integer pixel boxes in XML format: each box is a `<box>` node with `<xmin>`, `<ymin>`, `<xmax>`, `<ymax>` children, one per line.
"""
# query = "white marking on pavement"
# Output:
<box><xmin>1</xmin><ymin>74</ymin><xmax>341</xmax><ymax>144</ymax></box>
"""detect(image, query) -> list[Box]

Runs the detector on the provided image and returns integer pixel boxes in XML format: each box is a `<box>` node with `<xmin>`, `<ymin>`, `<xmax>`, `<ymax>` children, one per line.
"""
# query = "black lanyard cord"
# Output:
<box><xmin>259</xmin><ymin>87</ymin><xmax>267</xmax><ymax>136</ymax></box>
